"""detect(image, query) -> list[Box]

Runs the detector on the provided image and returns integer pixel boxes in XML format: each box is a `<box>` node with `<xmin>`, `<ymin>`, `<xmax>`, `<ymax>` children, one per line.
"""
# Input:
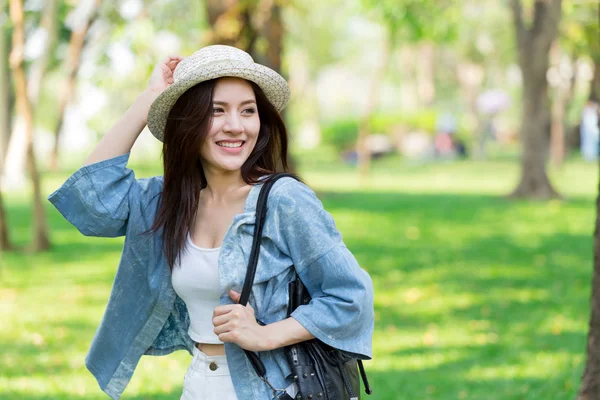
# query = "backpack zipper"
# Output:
<box><xmin>291</xmin><ymin>347</ymin><xmax>299</xmax><ymax>365</ymax></box>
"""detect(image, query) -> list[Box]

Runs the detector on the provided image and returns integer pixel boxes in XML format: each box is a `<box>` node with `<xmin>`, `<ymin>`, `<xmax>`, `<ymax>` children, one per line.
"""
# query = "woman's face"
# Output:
<box><xmin>199</xmin><ymin>77</ymin><xmax>260</xmax><ymax>175</ymax></box>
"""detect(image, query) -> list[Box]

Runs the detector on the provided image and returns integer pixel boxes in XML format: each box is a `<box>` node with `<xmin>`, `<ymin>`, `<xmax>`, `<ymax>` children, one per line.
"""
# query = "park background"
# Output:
<box><xmin>1</xmin><ymin>0</ymin><xmax>600</xmax><ymax>399</ymax></box>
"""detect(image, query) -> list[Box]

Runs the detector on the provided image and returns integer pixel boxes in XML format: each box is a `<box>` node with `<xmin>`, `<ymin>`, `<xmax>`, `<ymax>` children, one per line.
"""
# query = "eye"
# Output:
<box><xmin>242</xmin><ymin>108</ymin><xmax>256</xmax><ymax>115</ymax></box>
<box><xmin>213</xmin><ymin>107</ymin><xmax>224</xmax><ymax>114</ymax></box>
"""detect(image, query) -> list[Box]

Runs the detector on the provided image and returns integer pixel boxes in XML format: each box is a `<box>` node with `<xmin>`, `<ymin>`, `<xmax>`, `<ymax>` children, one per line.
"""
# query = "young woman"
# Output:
<box><xmin>48</xmin><ymin>45</ymin><xmax>374</xmax><ymax>400</ymax></box>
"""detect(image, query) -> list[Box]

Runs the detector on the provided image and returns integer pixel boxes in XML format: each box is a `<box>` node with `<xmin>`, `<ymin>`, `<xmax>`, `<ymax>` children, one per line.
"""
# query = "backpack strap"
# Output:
<box><xmin>239</xmin><ymin>173</ymin><xmax>299</xmax><ymax>396</ymax></box>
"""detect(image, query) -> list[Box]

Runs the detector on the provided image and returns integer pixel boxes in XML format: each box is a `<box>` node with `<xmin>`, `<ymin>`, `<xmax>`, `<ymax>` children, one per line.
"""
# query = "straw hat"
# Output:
<box><xmin>147</xmin><ymin>45</ymin><xmax>290</xmax><ymax>142</ymax></box>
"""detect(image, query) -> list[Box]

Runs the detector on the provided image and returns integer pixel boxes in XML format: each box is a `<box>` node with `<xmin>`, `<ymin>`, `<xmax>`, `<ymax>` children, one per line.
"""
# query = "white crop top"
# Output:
<box><xmin>171</xmin><ymin>233</ymin><xmax>224</xmax><ymax>344</ymax></box>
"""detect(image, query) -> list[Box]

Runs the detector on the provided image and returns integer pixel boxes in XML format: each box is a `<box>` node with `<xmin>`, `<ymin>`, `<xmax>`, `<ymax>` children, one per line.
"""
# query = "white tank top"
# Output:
<box><xmin>171</xmin><ymin>232</ymin><xmax>224</xmax><ymax>344</ymax></box>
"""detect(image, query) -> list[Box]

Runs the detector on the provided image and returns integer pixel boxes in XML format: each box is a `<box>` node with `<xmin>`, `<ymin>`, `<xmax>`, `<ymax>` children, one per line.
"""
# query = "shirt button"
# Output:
<box><xmin>209</xmin><ymin>362</ymin><xmax>218</xmax><ymax>371</ymax></box>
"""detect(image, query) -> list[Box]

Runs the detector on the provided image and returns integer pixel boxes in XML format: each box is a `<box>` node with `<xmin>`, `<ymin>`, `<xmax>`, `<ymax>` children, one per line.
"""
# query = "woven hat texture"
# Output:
<box><xmin>147</xmin><ymin>45</ymin><xmax>290</xmax><ymax>142</ymax></box>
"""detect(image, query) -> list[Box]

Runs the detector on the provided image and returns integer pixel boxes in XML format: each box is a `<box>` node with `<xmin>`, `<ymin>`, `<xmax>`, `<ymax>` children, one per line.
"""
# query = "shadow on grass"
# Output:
<box><xmin>2</xmin><ymin>189</ymin><xmax>592</xmax><ymax>399</ymax></box>
<box><xmin>0</xmin><ymin>316</ymin><xmax>99</xmax><ymax>379</ymax></box>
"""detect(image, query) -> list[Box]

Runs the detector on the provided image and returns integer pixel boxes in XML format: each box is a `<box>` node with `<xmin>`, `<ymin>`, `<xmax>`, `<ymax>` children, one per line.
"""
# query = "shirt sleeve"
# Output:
<box><xmin>271</xmin><ymin>178</ymin><xmax>374</xmax><ymax>359</ymax></box>
<box><xmin>47</xmin><ymin>152</ymin><xmax>160</xmax><ymax>237</ymax></box>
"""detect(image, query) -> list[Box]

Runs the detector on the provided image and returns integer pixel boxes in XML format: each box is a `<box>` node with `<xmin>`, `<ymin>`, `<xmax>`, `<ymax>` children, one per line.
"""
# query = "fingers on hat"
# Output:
<box><xmin>162</xmin><ymin>55</ymin><xmax>183</xmax><ymax>63</ymax></box>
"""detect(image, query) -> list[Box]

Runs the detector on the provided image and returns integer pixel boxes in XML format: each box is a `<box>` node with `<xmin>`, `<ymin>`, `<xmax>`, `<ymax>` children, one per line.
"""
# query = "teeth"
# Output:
<box><xmin>217</xmin><ymin>141</ymin><xmax>243</xmax><ymax>148</ymax></box>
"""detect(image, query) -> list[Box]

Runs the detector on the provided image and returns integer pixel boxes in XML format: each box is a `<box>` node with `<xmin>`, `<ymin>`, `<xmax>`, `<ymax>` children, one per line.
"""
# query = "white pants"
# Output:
<box><xmin>180</xmin><ymin>346</ymin><xmax>238</xmax><ymax>400</ymax></box>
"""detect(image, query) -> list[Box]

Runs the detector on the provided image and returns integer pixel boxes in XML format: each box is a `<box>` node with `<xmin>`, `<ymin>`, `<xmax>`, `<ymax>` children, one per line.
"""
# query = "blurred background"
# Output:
<box><xmin>1</xmin><ymin>0</ymin><xmax>600</xmax><ymax>399</ymax></box>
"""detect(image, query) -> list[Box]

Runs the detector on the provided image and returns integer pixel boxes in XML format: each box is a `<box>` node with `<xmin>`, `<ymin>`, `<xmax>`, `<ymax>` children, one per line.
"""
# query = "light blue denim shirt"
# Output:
<box><xmin>47</xmin><ymin>152</ymin><xmax>374</xmax><ymax>400</ymax></box>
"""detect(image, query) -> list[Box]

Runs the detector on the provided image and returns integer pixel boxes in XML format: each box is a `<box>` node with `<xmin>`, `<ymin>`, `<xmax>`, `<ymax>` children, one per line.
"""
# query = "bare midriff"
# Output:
<box><xmin>196</xmin><ymin>342</ymin><xmax>226</xmax><ymax>356</ymax></box>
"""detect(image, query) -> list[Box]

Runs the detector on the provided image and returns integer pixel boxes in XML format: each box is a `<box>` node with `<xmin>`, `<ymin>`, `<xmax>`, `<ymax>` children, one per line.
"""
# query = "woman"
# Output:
<box><xmin>48</xmin><ymin>45</ymin><xmax>374</xmax><ymax>400</ymax></box>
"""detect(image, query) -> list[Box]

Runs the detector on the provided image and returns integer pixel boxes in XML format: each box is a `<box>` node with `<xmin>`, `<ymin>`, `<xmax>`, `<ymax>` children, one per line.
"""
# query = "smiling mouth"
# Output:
<box><xmin>216</xmin><ymin>141</ymin><xmax>245</xmax><ymax>148</ymax></box>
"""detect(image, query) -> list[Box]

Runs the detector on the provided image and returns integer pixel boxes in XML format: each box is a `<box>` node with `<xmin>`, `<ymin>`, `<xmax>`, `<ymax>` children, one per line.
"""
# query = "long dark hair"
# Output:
<box><xmin>146</xmin><ymin>77</ymin><xmax>298</xmax><ymax>271</ymax></box>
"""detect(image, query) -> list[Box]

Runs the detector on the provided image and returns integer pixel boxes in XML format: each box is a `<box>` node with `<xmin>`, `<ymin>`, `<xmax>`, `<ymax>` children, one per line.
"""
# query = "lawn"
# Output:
<box><xmin>1</xmin><ymin>149</ymin><xmax>597</xmax><ymax>399</ymax></box>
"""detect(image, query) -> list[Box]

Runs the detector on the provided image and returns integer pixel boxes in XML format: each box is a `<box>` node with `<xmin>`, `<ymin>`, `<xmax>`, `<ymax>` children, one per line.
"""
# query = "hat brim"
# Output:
<box><xmin>147</xmin><ymin>61</ymin><xmax>290</xmax><ymax>142</ymax></box>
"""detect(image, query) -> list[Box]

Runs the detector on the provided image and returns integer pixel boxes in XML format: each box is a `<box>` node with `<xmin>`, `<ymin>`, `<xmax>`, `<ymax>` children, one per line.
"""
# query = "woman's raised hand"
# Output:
<box><xmin>147</xmin><ymin>55</ymin><xmax>184</xmax><ymax>94</ymax></box>
<box><xmin>83</xmin><ymin>55</ymin><xmax>184</xmax><ymax>165</ymax></box>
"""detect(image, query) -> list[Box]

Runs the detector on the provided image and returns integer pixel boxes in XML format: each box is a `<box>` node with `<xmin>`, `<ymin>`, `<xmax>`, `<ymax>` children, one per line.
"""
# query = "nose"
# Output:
<box><xmin>223</xmin><ymin>113</ymin><xmax>244</xmax><ymax>134</ymax></box>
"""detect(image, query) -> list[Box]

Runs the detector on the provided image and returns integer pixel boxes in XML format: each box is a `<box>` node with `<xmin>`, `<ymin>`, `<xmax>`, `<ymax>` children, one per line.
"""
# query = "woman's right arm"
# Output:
<box><xmin>82</xmin><ymin>89</ymin><xmax>158</xmax><ymax>166</ymax></box>
<box><xmin>83</xmin><ymin>55</ymin><xmax>183</xmax><ymax>166</ymax></box>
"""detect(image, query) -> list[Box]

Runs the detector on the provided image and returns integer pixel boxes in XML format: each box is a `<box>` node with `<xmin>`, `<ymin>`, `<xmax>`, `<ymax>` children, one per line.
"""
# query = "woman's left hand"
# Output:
<box><xmin>212</xmin><ymin>290</ymin><xmax>272</xmax><ymax>352</ymax></box>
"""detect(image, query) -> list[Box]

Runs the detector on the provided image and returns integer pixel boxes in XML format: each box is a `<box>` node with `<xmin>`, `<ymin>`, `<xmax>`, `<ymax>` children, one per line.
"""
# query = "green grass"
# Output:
<box><xmin>1</xmin><ymin>151</ymin><xmax>598</xmax><ymax>399</ymax></box>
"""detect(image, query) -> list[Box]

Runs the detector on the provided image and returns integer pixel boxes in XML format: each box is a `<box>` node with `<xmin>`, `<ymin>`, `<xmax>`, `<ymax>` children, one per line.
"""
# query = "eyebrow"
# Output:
<box><xmin>213</xmin><ymin>100</ymin><xmax>256</xmax><ymax>106</ymax></box>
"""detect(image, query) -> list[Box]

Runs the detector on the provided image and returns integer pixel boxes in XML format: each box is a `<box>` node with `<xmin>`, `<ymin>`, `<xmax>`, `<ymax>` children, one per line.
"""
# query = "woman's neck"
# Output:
<box><xmin>202</xmin><ymin>169</ymin><xmax>249</xmax><ymax>205</ymax></box>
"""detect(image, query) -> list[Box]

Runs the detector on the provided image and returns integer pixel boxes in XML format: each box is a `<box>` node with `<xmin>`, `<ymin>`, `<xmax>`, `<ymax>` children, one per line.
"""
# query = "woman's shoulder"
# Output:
<box><xmin>263</xmin><ymin>175</ymin><xmax>324</xmax><ymax>217</ymax></box>
<box><xmin>267</xmin><ymin>174</ymin><xmax>312</xmax><ymax>199</ymax></box>
<box><xmin>137</xmin><ymin>175</ymin><xmax>164</xmax><ymax>192</ymax></box>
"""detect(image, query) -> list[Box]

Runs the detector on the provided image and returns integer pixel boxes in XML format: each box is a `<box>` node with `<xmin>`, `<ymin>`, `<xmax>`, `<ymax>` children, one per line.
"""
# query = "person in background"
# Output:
<box><xmin>580</xmin><ymin>95</ymin><xmax>600</xmax><ymax>162</ymax></box>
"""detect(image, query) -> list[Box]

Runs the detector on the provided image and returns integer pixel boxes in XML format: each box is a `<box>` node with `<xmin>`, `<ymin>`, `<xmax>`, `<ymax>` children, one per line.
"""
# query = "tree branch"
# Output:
<box><xmin>510</xmin><ymin>0</ymin><xmax>530</xmax><ymax>68</ymax></box>
<box><xmin>532</xmin><ymin>0</ymin><xmax>562</xmax><ymax>44</ymax></box>
<box><xmin>510</xmin><ymin>0</ymin><xmax>526</xmax><ymax>44</ymax></box>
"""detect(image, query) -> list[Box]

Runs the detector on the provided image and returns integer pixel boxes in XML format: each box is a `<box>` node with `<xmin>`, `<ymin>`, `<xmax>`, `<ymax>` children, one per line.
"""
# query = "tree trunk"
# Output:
<box><xmin>258</xmin><ymin>0</ymin><xmax>282</xmax><ymax>73</ymax></box>
<box><xmin>50</xmin><ymin>0</ymin><xmax>100</xmax><ymax>171</ymax></box>
<box><xmin>204</xmin><ymin>0</ymin><xmax>259</xmax><ymax>55</ymax></box>
<box><xmin>549</xmin><ymin>42</ymin><xmax>569</xmax><ymax>167</ymax></box>
<box><xmin>509</xmin><ymin>0</ymin><xmax>562</xmax><ymax>199</ymax></box>
<box><xmin>591</xmin><ymin>62</ymin><xmax>600</xmax><ymax>102</ymax></box>
<box><xmin>9</xmin><ymin>0</ymin><xmax>50</xmax><ymax>251</ymax></box>
<box><xmin>550</xmin><ymin>84</ymin><xmax>566</xmax><ymax>167</ymax></box>
<box><xmin>28</xmin><ymin>0</ymin><xmax>58</xmax><ymax>109</ymax></box>
<box><xmin>0</xmin><ymin>188</ymin><xmax>12</xmax><ymax>251</ymax></box>
<box><xmin>0</xmin><ymin>11</ymin><xmax>13</xmax><ymax>168</ymax></box>
<box><xmin>577</xmin><ymin>3</ymin><xmax>600</xmax><ymax>399</ymax></box>
<box><xmin>416</xmin><ymin>41</ymin><xmax>435</xmax><ymax>107</ymax></box>
<box><xmin>3</xmin><ymin>0</ymin><xmax>57</xmax><ymax>187</ymax></box>
<box><xmin>357</xmin><ymin>35</ymin><xmax>390</xmax><ymax>184</ymax></box>
<box><xmin>0</xmin><ymin>11</ymin><xmax>13</xmax><ymax>251</ymax></box>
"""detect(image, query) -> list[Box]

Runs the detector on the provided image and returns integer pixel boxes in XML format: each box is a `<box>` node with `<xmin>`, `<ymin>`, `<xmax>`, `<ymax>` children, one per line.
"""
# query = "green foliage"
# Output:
<box><xmin>321</xmin><ymin>118</ymin><xmax>360</xmax><ymax>152</ymax></box>
<box><xmin>369</xmin><ymin>109</ymin><xmax>439</xmax><ymax>134</ymax></box>
<box><xmin>284</xmin><ymin>0</ymin><xmax>350</xmax><ymax>76</ymax></box>
<box><xmin>360</xmin><ymin>0</ymin><xmax>459</xmax><ymax>45</ymax></box>
<box><xmin>321</xmin><ymin>110</ymin><xmax>449</xmax><ymax>153</ymax></box>
<box><xmin>454</xmin><ymin>1</ymin><xmax>514</xmax><ymax>67</ymax></box>
<box><xmin>560</xmin><ymin>0</ymin><xmax>600</xmax><ymax>61</ymax></box>
<box><xmin>34</xmin><ymin>74</ymin><xmax>61</xmax><ymax>132</ymax></box>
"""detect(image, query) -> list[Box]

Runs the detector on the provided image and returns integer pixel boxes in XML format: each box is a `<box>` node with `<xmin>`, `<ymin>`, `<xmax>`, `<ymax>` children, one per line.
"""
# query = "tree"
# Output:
<box><xmin>204</xmin><ymin>0</ymin><xmax>260</xmax><ymax>56</ymax></box>
<box><xmin>584</xmin><ymin>7</ymin><xmax>600</xmax><ymax>102</ymax></box>
<box><xmin>509</xmin><ymin>0</ymin><xmax>562</xmax><ymax>199</ymax></box>
<box><xmin>49</xmin><ymin>0</ymin><xmax>101</xmax><ymax>171</ymax></box>
<box><xmin>3</xmin><ymin>0</ymin><xmax>58</xmax><ymax>188</ymax></box>
<box><xmin>0</xmin><ymin>1</ymin><xmax>14</xmax><ymax>252</ymax></box>
<box><xmin>0</xmin><ymin>2</ymin><xmax>13</xmax><ymax>166</ymax></box>
<box><xmin>8</xmin><ymin>0</ymin><xmax>50</xmax><ymax>251</ymax></box>
<box><xmin>0</xmin><ymin>189</ymin><xmax>12</xmax><ymax>251</ymax></box>
<box><xmin>575</xmin><ymin>3</ymin><xmax>600</xmax><ymax>397</ymax></box>
<box><xmin>204</xmin><ymin>0</ymin><xmax>285</xmax><ymax>72</ymax></box>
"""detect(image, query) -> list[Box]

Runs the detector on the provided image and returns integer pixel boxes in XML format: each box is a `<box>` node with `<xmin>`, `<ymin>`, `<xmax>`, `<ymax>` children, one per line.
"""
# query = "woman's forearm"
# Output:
<box><xmin>83</xmin><ymin>88</ymin><xmax>161</xmax><ymax>166</ymax></box>
<box><xmin>261</xmin><ymin>317</ymin><xmax>315</xmax><ymax>351</ymax></box>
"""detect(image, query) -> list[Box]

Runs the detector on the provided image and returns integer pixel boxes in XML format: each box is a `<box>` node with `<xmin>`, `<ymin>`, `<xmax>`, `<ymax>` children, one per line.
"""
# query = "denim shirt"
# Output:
<box><xmin>47</xmin><ymin>152</ymin><xmax>374</xmax><ymax>400</ymax></box>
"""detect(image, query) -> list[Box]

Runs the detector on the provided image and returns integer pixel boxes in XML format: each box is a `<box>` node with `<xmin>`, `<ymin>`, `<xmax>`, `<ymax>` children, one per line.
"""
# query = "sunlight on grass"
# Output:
<box><xmin>2</xmin><ymin>153</ymin><xmax>597</xmax><ymax>399</ymax></box>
